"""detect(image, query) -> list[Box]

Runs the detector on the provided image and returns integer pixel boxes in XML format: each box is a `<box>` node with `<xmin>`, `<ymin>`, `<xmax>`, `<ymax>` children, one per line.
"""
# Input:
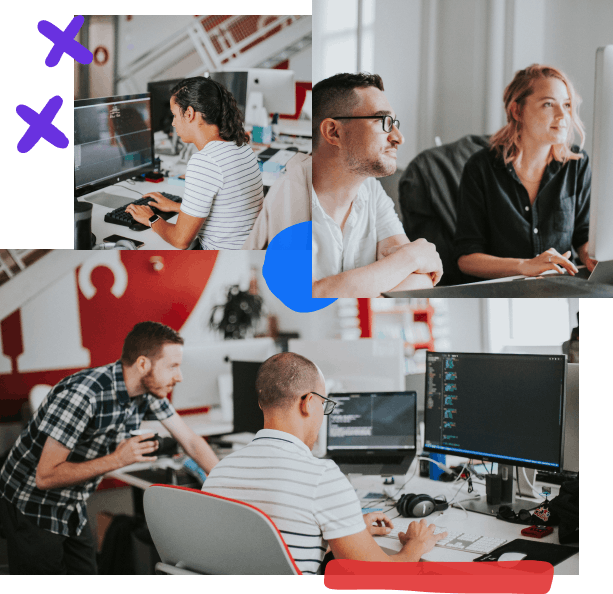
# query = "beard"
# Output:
<box><xmin>141</xmin><ymin>370</ymin><xmax>175</xmax><ymax>399</ymax></box>
<box><xmin>344</xmin><ymin>145</ymin><xmax>397</xmax><ymax>177</ymax></box>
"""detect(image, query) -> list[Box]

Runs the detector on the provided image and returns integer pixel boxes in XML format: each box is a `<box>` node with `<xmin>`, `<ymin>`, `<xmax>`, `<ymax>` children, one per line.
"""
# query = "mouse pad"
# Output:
<box><xmin>473</xmin><ymin>539</ymin><xmax>578</xmax><ymax>565</ymax></box>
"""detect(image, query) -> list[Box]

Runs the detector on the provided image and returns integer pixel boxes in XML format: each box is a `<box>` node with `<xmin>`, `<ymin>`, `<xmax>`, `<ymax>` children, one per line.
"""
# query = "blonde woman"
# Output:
<box><xmin>454</xmin><ymin>65</ymin><xmax>596</xmax><ymax>279</ymax></box>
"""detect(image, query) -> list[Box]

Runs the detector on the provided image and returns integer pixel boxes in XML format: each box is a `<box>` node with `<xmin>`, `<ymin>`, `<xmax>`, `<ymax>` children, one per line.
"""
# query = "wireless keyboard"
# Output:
<box><xmin>104</xmin><ymin>192</ymin><xmax>182</xmax><ymax>231</ymax></box>
<box><xmin>384</xmin><ymin>518</ymin><xmax>507</xmax><ymax>554</ymax></box>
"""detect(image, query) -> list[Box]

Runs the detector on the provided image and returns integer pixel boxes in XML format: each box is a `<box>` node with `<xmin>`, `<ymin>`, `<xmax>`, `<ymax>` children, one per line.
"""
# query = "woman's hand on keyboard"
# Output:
<box><xmin>363</xmin><ymin>512</ymin><xmax>393</xmax><ymax>536</ymax></box>
<box><xmin>144</xmin><ymin>192</ymin><xmax>181</xmax><ymax>213</ymax></box>
<box><xmin>399</xmin><ymin>519</ymin><xmax>447</xmax><ymax>556</ymax></box>
<box><xmin>125</xmin><ymin>203</ymin><xmax>154</xmax><ymax>226</ymax></box>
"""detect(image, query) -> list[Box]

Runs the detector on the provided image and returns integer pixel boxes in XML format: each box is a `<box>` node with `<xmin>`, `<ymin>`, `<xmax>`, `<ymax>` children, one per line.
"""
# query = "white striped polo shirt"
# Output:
<box><xmin>202</xmin><ymin>428</ymin><xmax>366</xmax><ymax>574</ymax></box>
<box><xmin>181</xmin><ymin>140</ymin><xmax>264</xmax><ymax>250</ymax></box>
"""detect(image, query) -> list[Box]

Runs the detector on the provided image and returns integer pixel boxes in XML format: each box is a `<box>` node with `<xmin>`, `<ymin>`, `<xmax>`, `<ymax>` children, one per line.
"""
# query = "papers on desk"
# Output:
<box><xmin>267</xmin><ymin>149</ymin><xmax>297</xmax><ymax>165</ymax></box>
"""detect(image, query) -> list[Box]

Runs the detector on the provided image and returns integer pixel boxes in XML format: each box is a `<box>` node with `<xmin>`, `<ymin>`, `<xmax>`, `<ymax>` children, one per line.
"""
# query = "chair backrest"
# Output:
<box><xmin>398</xmin><ymin>134</ymin><xmax>490</xmax><ymax>286</ymax></box>
<box><xmin>143</xmin><ymin>484</ymin><xmax>301</xmax><ymax>575</ymax></box>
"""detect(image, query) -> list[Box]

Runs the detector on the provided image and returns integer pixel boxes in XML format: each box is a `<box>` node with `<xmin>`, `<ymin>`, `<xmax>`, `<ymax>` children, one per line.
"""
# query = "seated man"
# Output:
<box><xmin>243</xmin><ymin>153</ymin><xmax>312</xmax><ymax>250</ymax></box>
<box><xmin>312</xmin><ymin>73</ymin><xmax>443</xmax><ymax>298</ymax></box>
<box><xmin>202</xmin><ymin>353</ymin><xmax>445</xmax><ymax>574</ymax></box>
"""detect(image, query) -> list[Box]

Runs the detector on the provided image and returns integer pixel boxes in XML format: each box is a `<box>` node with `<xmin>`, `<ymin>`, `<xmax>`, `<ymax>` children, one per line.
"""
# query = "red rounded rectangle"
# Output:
<box><xmin>324</xmin><ymin>560</ymin><xmax>554</xmax><ymax>594</ymax></box>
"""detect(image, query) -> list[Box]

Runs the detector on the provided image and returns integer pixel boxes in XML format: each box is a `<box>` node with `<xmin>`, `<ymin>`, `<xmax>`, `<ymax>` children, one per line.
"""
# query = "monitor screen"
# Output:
<box><xmin>74</xmin><ymin>93</ymin><xmax>154</xmax><ymax>197</ymax></box>
<box><xmin>327</xmin><ymin>392</ymin><xmax>416</xmax><ymax>451</ymax></box>
<box><xmin>424</xmin><ymin>352</ymin><xmax>566</xmax><ymax>471</ymax></box>
<box><xmin>147</xmin><ymin>79</ymin><xmax>183</xmax><ymax>134</ymax></box>
<box><xmin>232</xmin><ymin>361</ymin><xmax>264</xmax><ymax>434</ymax></box>
<box><xmin>208</xmin><ymin>71</ymin><xmax>249</xmax><ymax>117</ymax></box>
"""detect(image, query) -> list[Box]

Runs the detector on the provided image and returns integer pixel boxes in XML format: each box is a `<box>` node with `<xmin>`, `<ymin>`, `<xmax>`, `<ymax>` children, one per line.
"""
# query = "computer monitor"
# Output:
<box><xmin>171</xmin><ymin>339</ymin><xmax>275</xmax><ymax>414</ymax></box>
<box><xmin>247</xmin><ymin>68</ymin><xmax>295</xmax><ymax>115</ymax></box>
<box><xmin>74</xmin><ymin>94</ymin><xmax>154</xmax><ymax>200</ymax></box>
<box><xmin>588</xmin><ymin>45</ymin><xmax>613</xmax><ymax>263</ymax></box>
<box><xmin>325</xmin><ymin>391</ymin><xmax>417</xmax><ymax>476</ymax></box>
<box><xmin>424</xmin><ymin>352</ymin><xmax>566</xmax><ymax>513</ymax></box>
<box><xmin>147</xmin><ymin>79</ymin><xmax>183</xmax><ymax>134</ymax></box>
<box><xmin>207</xmin><ymin>71</ymin><xmax>249</xmax><ymax>117</ymax></box>
<box><xmin>231</xmin><ymin>360</ymin><xmax>263</xmax><ymax>435</ymax></box>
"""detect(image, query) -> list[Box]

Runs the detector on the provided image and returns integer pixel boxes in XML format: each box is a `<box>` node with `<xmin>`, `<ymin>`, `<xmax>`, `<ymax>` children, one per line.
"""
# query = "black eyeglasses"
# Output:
<box><xmin>301</xmin><ymin>392</ymin><xmax>337</xmax><ymax>415</ymax></box>
<box><xmin>330</xmin><ymin>116</ymin><xmax>400</xmax><ymax>134</ymax></box>
<box><xmin>330</xmin><ymin>115</ymin><xmax>400</xmax><ymax>133</ymax></box>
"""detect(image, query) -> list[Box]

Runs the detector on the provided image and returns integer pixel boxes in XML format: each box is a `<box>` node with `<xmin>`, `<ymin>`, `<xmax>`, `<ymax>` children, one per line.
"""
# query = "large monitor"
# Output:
<box><xmin>207</xmin><ymin>71</ymin><xmax>249</xmax><ymax>117</ymax></box>
<box><xmin>326</xmin><ymin>391</ymin><xmax>417</xmax><ymax>476</ymax></box>
<box><xmin>147</xmin><ymin>78</ymin><xmax>183</xmax><ymax>134</ymax></box>
<box><xmin>588</xmin><ymin>45</ymin><xmax>613</xmax><ymax>263</ymax></box>
<box><xmin>74</xmin><ymin>94</ymin><xmax>154</xmax><ymax>200</ymax></box>
<box><xmin>424</xmin><ymin>352</ymin><xmax>566</xmax><ymax>472</ymax></box>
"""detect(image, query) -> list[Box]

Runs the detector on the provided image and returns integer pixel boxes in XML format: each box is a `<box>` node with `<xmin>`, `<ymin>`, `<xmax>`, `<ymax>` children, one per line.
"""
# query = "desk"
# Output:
<box><xmin>386</xmin><ymin>274</ymin><xmax>613</xmax><ymax>297</ymax></box>
<box><xmin>351</xmin><ymin>468</ymin><xmax>578</xmax><ymax>575</ymax></box>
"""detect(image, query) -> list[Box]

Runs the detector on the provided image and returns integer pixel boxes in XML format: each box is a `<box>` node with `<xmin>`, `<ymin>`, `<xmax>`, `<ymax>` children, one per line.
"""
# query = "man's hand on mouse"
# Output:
<box><xmin>399</xmin><ymin>518</ymin><xmax>447</xmax><ymax>556</ymax></box>
<box><xmin>363</xmin><ymin>512</ymin><xmax>393</xmax><ymax>535</ymax></box>
<box><xmin>125</xmin><ymin>203</ymin><xmax>155</xmax><ymax>227</ymax></box>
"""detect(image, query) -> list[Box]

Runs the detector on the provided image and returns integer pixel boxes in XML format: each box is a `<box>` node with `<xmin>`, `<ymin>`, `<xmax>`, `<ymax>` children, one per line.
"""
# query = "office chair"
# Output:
<box><xmin>398</xmin><ymin>134</ymin><xmax>490</xmax><ymax>286</ymax></box>
<box><xmin>143</xmin><ymin>484</ymin><xmax>301</xmax><ymax>575</ymax></box>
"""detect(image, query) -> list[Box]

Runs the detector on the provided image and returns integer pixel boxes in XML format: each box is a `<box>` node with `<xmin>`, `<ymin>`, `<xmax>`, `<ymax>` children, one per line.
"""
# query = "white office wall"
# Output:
<box><xmin>444</xmin><ymin>299</ymin><xmax>485</xmax><ymax>352</ymax></box>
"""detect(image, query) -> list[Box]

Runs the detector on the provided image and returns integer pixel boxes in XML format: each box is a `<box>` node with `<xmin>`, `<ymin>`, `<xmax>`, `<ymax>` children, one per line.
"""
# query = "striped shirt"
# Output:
<box><xmin>202</xmin><ymin>429</ymin><xmax>366</xmax><ymax>574</ymax></box>
<box><xmin>0</xmin><ymin>361</ymin><xmax>175</xmax><ymax>537</ymax></box>
<box><xmin>181</xmin><ymin>140</ymin><xmax>264</xmax><ymax>250</ymax></box>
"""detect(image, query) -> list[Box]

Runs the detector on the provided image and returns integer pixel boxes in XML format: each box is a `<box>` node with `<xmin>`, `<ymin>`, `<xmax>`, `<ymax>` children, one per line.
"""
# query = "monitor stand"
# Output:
<box><xmin>459</xmin><ymin>464</ymin><xmax>538</xmax><ymax>516</ymax></box>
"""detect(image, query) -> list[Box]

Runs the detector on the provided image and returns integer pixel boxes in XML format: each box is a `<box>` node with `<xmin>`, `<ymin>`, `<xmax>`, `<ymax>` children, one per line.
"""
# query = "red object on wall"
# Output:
<box><xmin>357</xmin><ymin>299</ymin><xmax>373</xmax><ymax>338</ymax></box>
<box><xmin>1</xmin><ymin>251</ymin><xmax>218</xmax><ymax>420</ymax></box>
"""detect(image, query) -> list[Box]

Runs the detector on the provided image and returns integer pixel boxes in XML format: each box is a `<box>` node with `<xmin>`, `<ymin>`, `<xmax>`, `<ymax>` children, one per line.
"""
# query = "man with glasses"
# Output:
<box><xmin>202</xmin><ymin>352</ymin><xmax>445</xmax><ymax>574</ymax></box>
<box><xmin>312</xmin><ymin>73</ymin><xmax>443</xmax><ymax>297</ymax></box>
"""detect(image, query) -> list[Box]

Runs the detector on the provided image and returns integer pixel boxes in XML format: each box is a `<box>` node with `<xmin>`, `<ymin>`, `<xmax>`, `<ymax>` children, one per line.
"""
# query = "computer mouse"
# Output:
<box><xmin>498</xmin><ymin>552</ymin><xmax>527</xmax><ymax>562</ymax></box>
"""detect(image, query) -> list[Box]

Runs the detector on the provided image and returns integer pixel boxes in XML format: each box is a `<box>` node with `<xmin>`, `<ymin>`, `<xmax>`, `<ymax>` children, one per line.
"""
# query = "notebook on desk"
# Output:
<box><xmin>324</xmin><ymin>391</ymin><xmax>417</xmax><ymax>476</ymax></box>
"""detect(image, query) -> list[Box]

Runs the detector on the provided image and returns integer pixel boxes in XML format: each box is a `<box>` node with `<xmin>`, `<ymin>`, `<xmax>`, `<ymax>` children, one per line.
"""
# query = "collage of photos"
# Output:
<box><xmin>1</xmin><ymin>0</ymin><xmax>611</xmax><ymax>586</ymax></box>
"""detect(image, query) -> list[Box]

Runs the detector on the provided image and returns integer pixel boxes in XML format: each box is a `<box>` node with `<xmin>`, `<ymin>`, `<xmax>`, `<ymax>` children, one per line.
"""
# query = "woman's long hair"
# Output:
<box><xmin>170</xmin><ymin>76</ymin><xmax>248</xmax><ymax>146</ymax></box>
<box><xmin>490</xmin><ymin>64</ymin><xmax>585</xmax><ymax>164</ymax></box>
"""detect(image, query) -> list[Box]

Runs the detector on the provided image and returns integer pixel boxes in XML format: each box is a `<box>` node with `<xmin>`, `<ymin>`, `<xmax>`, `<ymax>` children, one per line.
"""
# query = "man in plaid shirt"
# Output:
<box><xmin>0</xmin><ymin>321</ymin><xmax>219</xmax><ymax>574</ymax></box>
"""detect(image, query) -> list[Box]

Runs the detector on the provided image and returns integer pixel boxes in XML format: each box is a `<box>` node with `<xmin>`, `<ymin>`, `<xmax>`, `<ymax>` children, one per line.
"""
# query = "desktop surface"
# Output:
<box><xmin>385</xmin><ymin>273</ymin><xmax>613</xmax><ymax>297</ymax></box>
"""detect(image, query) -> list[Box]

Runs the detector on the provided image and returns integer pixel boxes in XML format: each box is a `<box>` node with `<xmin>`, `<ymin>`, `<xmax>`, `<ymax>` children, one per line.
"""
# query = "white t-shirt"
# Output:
<box><xmin>202</xmin><ymin>429</ymin><xmax>366</xmax><ymax>575</ymax></box>
<box><xmin>181</xmin><ymin>141</ymin><xmax>264</xmax><ymax>250</ymax></box>
<box><xmin>312</xmin><ymin>177</ymin><xmax>405</xmax><ymax>280</ymax></box>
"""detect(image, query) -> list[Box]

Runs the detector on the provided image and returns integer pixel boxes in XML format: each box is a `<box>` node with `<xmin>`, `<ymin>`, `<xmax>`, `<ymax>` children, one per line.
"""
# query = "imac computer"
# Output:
<box><xmin>171</xmin><ymin>339</ymin><xmax>275</xmax><ymax>414</ymax></box>
<box><xmin>231</xmin><ymin>360</ymin><xmax>264</xmax><ymax>434</ymax></box>
<box><xmin>208</xmin><ymin>69</ymin><xmax>295</xmax><ymax>120</ymax></box>
<box><xmin>424</xmin><ymin>352</ymin><xmax>566</xmax><ymax>515</ymax></box>
<box><xmin>74</xmin><ymin>94</ymin><xmax>154</xmax><ymax>204</ymax></box>
<box><xmin>325</xmin><ymin>391</ymin><xmax>417</xmax><ymax>476</ymax></box>
<box><xmin>588</xmin><ymin>45</ymin><xmax>613</xmax><ymax>274</ymax></box>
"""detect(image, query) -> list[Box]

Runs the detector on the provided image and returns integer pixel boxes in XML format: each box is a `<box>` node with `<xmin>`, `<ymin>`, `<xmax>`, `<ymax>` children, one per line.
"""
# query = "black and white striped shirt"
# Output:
<box><xmin>181</xmin><ymin>141</ymin><xmax>264</xmax><ymax>250</ymax></box>
<box><xmin>0</xmin><ymin>361</ymin><xmax>174</xmax><ymax>537</ymax></box>
<box><xmin>202</xmin><ymin>429</ymin><xmax>366</xmax><ymax>574</ymax></box>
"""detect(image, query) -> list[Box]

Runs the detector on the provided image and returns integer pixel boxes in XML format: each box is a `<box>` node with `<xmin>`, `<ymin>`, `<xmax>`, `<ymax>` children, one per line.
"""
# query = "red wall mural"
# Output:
<box><xmin>1</xmin><ymin>251</ymin><xmax>218</xmax><ymax>421</ymax></box>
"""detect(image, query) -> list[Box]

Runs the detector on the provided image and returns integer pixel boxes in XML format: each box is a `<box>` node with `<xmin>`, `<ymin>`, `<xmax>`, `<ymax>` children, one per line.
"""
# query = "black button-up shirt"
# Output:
<box><xmin>0</xmin><ymin>361</ymin><xmax>174</xmax><ymax>537</ymax></box>
<box><xmin>454</xmin><ymin>147</ymin><xmax>591</xmax><ymax>264</ymax></box>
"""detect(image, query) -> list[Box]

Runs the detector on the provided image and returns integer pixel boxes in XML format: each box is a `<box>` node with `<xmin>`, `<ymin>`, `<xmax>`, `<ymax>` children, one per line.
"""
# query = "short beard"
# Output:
<box><xmin>141</xmin><ymin>370</ymin><xmax>170</xmax><ymax>399</ymax></box>
<box><xmin>344</xmin><ymin>148</ymin><xmax>396</xmax><ymax>177</ymax></box>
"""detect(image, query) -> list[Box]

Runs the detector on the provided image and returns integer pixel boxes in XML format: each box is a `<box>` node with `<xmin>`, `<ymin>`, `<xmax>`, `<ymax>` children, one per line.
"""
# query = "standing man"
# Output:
<box><xmin>312</xmin><ymin>73</ymin><xmax>443</xmax><ymax>297</ymax></box>
<box><xmin>0</xmin><ymin>321</ymin><xmax>219</xmax><ymax>574</ymax></box>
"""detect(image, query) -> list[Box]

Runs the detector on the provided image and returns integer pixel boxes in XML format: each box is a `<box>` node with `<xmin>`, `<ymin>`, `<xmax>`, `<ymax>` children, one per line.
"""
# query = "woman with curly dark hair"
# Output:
<box><xmin>126</xmin><ymin>77</ymin><xmax>264</xmax><ymax>250</ymax></box>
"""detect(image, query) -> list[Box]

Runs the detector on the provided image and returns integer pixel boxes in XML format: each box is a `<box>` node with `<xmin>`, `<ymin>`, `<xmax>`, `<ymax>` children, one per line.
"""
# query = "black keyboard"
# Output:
<box><xmin>104</xmin><ymin>192</ymin><xmax>182</xmax><ymax>231</ymax></box>
<box><xmin>535</xmin><ymin>470</ymin><xmax>578</xmax><ymax>485</ymax></box>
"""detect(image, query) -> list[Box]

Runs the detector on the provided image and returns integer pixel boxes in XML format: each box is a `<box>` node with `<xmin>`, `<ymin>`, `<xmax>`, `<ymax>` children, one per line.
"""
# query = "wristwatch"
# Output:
<box><xmin>149</xmin><ymin>214</ymin><xmax>161</xmax><ymax>227</ymax></box>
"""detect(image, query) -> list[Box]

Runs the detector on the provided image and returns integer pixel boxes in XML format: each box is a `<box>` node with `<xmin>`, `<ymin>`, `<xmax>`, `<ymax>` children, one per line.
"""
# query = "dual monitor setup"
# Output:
<box><xmin>74</xmin><ymin>69</ymin><xmax>296</xmax><ymax>208</ymax></box>
<box><xmin>217</xmin><ymin>350</ymin><xmax>576</xmax><ymax>517</ymax></box>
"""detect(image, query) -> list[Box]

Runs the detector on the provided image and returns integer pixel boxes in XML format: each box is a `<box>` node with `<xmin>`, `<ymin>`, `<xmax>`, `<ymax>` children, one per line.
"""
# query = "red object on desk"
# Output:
<box><xmin>521</xmin><ymin>525</ymin><xmax>554</xmax><ymax>539</ymax></box>
<box><xmin>145</xmin><ymin>176</ymin><xmax>164</xmax><ymax>183</ymax></box>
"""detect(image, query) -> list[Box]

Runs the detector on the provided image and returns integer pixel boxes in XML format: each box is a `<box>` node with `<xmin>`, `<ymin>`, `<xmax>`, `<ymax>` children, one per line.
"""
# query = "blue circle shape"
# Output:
<box><xmin>263</xmin><ymin>221</ymin><xmax>337</xmax><ymax>313</ymax></box>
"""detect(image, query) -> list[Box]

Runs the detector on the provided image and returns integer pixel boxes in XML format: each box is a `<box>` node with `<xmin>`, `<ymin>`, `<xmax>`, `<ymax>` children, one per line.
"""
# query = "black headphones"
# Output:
<box><xmin>396</xmin><ymin>494</ymin><xmax>449</xmax><ymax>518</ymax></box>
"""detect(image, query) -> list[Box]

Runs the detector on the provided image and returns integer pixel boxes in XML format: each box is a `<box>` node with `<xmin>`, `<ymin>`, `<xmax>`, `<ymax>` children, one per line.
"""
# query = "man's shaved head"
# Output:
<box><xmin>256</xmin><ymin>352</ymin><xmax>321</xmax><ymax>411</ymax></box>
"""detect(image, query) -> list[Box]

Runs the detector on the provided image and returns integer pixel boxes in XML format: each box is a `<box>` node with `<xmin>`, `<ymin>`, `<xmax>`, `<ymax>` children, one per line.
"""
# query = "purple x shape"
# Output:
<box><xmin>16</xmin><ymin>96</ymin><xmax>69</xmax><ymax>153</ymax></box>
<box><xmin>38</xmin><ymin>15</ymin><xmax>93</xmax><ymax>67</ymax></box>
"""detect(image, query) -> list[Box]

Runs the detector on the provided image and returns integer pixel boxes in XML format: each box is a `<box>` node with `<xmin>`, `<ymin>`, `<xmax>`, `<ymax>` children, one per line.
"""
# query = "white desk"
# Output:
<box><xmin>350</xmin><ymin>467</ymin><xmax>578</xmax><ymax>575</ymax></box>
